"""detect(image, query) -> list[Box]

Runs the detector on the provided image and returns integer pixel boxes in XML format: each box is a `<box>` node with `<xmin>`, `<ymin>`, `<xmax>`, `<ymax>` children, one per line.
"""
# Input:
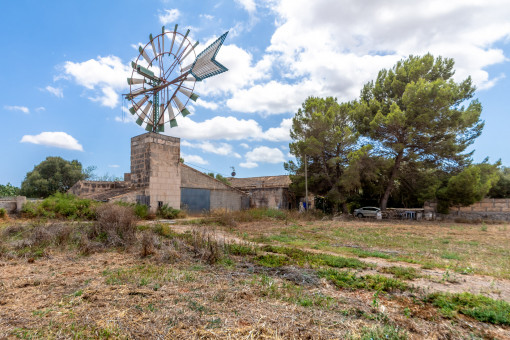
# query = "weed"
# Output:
<box><xmin>255</xmin><ymin>254</ymin><xmax>290</xmax><ymax>267</ymax></box>
<box><xmin>318</xmin><ymin>269</ymin><xmax>408</xmax><ymax>292</ymax></box>
<box><xmin>157</xmin><ymin>204</ymin><xmax>185</xmax><ymax>219</ymax></box>
<box><xmin>140</xmin><ymin>230</ymin><xmax>157</xmax><ymax>257</ymax></box>
<box><xmin>0</xmin><ymin>208</ymin><xmax>7</xmax><ymax>219</ymax></box>
<box><xmin>21</xmin><ymin>193</ymin><xmax>97</xmax><ymax>220</ymax></box>
<box><xmin>349</xmin><ymin>248</ymin><xmax>391</xmax><ymax>259</ymax></box>
<box><xmin>427</xmin><ymin>292</ymin><xmax>510</xmax><ymax>325</ymax></box>
<box><xmin>481</xmin><ymin>223</ymin><xmax>488</xmax><ymax>232</ymax></box>
<box><xmin>440</xmin><ymin>251</ymin><xmax>462</xmax><ymax>260</ymax></box>
<box><xmin>92</xmin><ymin>204</ymin><xmax>137</xmax><ymax>247</ymax></box>
<box><xmin>226</xmin><ymin>242</ymin><xmax>257</xmax><ymax>256</ymax></box>
<box><xmin>355</xmin><ymin>324</ymin><xmax>408</xmax><ymax>340</ymax></box>
<box><xmin>380</xmin><ymin>266</ymin><xmax>420</xmax><ymax>280</ymax></box>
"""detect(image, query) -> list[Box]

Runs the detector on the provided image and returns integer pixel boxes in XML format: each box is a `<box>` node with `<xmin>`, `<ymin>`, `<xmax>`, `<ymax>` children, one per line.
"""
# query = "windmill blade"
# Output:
<box><xmin>134</xmin><ymin>64</ymin><xmax>158</xmax><ymax>82</ymax></box>
<box><xmin>178</xmin><ymin>88</ymin><xmax>199</xmax><ymax>102</ymax></box>
<box><xmin>149</xmin><ymin>34</ymin><xmax>158</xmax><ymax>60</ymax></box>
<box><xmin>156</xmin><ymin>103</ymin><xmax>165</xmax><ymax>132</ymax></box>
<box><xmin>127</xmin><ymin>77</ymin><xmax>145</xmax><ymax>85</ymax></box>
<box><xmin>181</xmin><ymin>41</ymin><xmax>199</xmax><ymax>63</ymax></box>
<box><xmin>173</xmin><ymin>96</ymin><xmax>190</xmax><ymax>117</ymax></box>
<box><xmin>181</xmin><ymin>63</ymin><xmax>193</xmax><ymax>73</ymax></box>
<box><xmin>175</xmin><ymin>29</ymin><xmax>190</xmax><ymax>58</ymax></box>
<box><xmin>183</xmin><ymin>75</ymin><xmax>196</xmax><ymax>82</ymax></box>
<box><xmin>165</xmin><ymin>100</ymin><xmax>176</xmax><ymax>120</ymax></box>
<box><xmin>136</xmin><ymin>101</ymin><xmax>153</xmax><ymax>126</ymax></box>
<box><xmin>139</xmin><ymin>46</ymin><xmax>152</xmax><ymax>65</ymax></box>
<box><xmin>129</xmin><ymin>95</ymin><xmax>149</xmax><ymax>114</ymax></box>
<box><xmin>170</xmin><ymin>24</ymin><xmax>178</xmax><ymax>55</ymax></box>
<box><xmin>126</xmin><ymin>87</ymin><xmax>147</xmax><ymax>100</ymax></box>
<box><xmin>161</xmin><ymin>26</ymin><xmax>165</xmax><ymax>54</ymax></box>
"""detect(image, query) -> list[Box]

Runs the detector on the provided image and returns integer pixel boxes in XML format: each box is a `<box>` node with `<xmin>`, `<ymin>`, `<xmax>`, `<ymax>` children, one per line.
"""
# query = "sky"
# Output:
<box><xmin>1</xmin><ymin>0</ymin><xmax>510</xmax><ymax>187</ymax></box>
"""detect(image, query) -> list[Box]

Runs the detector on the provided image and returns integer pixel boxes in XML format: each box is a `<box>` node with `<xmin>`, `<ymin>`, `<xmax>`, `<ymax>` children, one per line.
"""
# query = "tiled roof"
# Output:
<box><xmin>227</xmin><ymin>175</ymin><xmax>291</xmax><ymax>189</ymax></box>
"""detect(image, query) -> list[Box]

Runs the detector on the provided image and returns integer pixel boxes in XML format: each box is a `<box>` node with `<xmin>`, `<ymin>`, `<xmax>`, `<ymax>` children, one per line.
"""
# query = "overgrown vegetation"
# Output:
<box><xmin>21</xmin><ymin>193</ymin><xmax>97</xmax><ymax>219</ymax></box>
<box><xmin>157</xmin><ymin>204</ymin><xmax>185</xmax><ymax>219</ymax></box>
<box><xmin>318</xmin><ymin>269</ymin><xmax>408</xmax><ymax>292</ymax></box>
<box><xmin>427</xmin><ymin>292</ymin><xmax>510</xmax><ymax>325</ymax></box>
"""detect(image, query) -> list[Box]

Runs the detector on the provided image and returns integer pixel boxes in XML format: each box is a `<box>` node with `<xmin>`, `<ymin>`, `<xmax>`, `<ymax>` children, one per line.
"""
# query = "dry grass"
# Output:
<box><xmin>1</xmin><ymin>216</ymin><xmax>510</xmax><ymax>339</ymax></box>
<box><xmin>231</xmin><ymin>219</ymin><xmax>510</xmax><ymax>279</ymax></box>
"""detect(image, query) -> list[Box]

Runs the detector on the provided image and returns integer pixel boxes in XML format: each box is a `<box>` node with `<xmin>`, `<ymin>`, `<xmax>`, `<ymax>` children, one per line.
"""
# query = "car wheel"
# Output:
<box><xmin>357</xmin><ymin>213</ymin><xmax>363</xmax><ymax>218</ymax></box>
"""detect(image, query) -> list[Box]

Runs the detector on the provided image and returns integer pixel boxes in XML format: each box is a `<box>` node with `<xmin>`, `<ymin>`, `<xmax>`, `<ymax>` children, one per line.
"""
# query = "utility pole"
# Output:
<box><xmin>304</xmin><ymin>154</ymin><xmax>308</xmax><ymax>211</ymax></box>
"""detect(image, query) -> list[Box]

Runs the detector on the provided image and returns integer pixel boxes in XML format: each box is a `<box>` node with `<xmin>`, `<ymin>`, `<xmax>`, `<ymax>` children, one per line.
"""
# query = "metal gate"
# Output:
<box><xmin>181</xmin><ymin>188</ymin><xmax>210</xmax><ymax>213</ymax></box>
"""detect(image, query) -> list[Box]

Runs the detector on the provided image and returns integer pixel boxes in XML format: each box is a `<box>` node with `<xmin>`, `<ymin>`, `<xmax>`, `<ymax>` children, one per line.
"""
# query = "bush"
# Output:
<box><xmin>157</xmin><ymin>204</ymin><xmax>185</xmax><ymax>219</ymax></box>
<box><xmin>93</xmin><ymin>204</ymin><xmax>137</xmax><ymax>246</ymax></box>
<box><xmin>134</xmin><ymin>204</ymin><xmax>148</xmax><ymax>219</ymax></box>
<box><xmin>0</xmin><ymin>208</ymin><xmax>7</xmax><ymax>219</ymax></box>
<box><xmin>21</xmin><ymin>193</ymin><xmax>97</xmax><ymax>220</ymax></box>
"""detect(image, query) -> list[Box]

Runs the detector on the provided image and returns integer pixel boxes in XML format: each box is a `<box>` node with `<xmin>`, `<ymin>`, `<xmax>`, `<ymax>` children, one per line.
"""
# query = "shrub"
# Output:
<box><xmin>140</xmin><ymin>231</ymin><xmax>157</xmax><ymax>257</ymax></box>
<box><xmin>318</xmin><ymin>269</ymin><xmax>408</xmax><ymax>292</ymax></box>
<box><xmin>157</xmin><ymin>204</ymin><xmax>185</xmax><ymax>219</ymax></box>
<box><xmin>21</xmin><ymin>193</ymin><xmax>97</xmax><ymax>220</ymax></box>
<box><xmin>0</xmin><ymin>208</ymin><xmax>7</xmax><ymax>219</ymax></box>
<box><xmin>133</xmin><ymin>204</ymin><xmax>148</xmax><ymax>219</ymax></box>
<box><xmin>93</xmin><ymin>204</ymin><xmax>137</xmax><ymax>246</ymax></box>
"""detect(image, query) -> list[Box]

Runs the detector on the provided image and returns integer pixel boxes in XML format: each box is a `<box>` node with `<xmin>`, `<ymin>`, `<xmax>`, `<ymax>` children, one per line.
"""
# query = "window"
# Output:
<box><xmin>158</xmin><ymin>201</ymin><xmax>163</xmax><ymax>209</ymax></box>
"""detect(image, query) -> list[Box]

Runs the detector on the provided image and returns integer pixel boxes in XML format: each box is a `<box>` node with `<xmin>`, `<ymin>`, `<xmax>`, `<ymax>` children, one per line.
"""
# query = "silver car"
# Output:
<box><xmin>353</xmin><ymin>206</ymin><xmax>381</xmax><ymax>218</ymax></box>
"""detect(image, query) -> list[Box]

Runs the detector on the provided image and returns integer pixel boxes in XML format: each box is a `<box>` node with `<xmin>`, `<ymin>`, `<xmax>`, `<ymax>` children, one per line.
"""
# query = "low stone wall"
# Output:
<box><xmin>0</xmin><ymin>196</ymin><xmax>27</xmax><ymax>213</ymax></box>
<box><xmin>426</xmin><ymin>198</ymin><xmax>510</xmax><ymax>222</ymax></box>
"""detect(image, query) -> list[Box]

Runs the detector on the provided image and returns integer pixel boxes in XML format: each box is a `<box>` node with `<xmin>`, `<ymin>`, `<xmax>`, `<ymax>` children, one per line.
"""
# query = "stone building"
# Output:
<box><xmin>227</xmin><ymin>175</ymin><xmax>295</xmax><ymax>209</ymax></box>
<box><xmin>69</xmin><ymin>132</ymin><xmax>248</xmax><ymax>213</ymax></box>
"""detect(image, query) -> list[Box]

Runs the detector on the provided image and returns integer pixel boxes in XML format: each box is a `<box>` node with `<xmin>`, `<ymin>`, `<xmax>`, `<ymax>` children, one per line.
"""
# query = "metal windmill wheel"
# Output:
<box><xmin>126</xmin><ymin>25</ymin><xmax>228</xmax><ymax>133</ymax></box>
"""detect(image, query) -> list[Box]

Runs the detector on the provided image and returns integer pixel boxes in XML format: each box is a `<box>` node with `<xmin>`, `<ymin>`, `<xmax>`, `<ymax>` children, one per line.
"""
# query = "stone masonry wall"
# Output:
<box><xmin>131</xmin><ymin>133</ymin><xmax>182</xmax><ymax>212</ymax></box>
<box><xmin>425</xmin><ymin>198</ymin><xmax>510</xmax><ymax>221</ymax></box>
<box><xmin>248</xmin><ymin>187</ymin><xmax>289</xmax><ymax>209</ymax></box>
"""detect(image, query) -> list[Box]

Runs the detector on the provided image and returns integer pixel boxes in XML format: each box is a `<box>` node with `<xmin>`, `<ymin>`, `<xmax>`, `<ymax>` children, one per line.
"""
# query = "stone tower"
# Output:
<box><xmin>130</xmin><ymin>132</ymin><xmax>181</xmax><ymax>212</ymax></box>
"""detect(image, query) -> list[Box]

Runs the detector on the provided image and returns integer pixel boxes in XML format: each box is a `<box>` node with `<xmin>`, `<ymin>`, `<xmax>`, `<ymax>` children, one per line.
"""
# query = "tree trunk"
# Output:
<box><xmin>380</xmin><ymin>151</ymin><xmax>404</xmax><ymax>210</ymax></box>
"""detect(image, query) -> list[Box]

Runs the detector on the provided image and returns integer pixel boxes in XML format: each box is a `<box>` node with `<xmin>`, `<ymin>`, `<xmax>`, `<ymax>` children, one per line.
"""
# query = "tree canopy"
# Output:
<box><xmin>0</xmin><ymin>183</ymin><xmax>21</xmax><ymax>197</ymax></box>
<box><xmin>353</xmin><ymin>54</ymin><xmax>484</xmax><ymax>209</ymax></box>
<box><xmin>20</xmin><ymin>157</ymin><xmax>87</xmax><ymax>198</ymax></box>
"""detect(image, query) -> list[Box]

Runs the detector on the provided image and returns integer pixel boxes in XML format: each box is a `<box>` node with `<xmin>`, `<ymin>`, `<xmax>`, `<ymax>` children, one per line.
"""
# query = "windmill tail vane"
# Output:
<box><xmin>123</xmin><ymin>25</ymin><xmax>229</xmax><ymax>133</ymax></box>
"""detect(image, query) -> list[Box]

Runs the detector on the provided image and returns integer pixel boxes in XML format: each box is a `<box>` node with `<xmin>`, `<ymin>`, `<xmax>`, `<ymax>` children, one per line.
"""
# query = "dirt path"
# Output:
<box><xmin>166</xmin><ymin>222</ymin><xmax>510</xmax><ymax>302</ymax></box>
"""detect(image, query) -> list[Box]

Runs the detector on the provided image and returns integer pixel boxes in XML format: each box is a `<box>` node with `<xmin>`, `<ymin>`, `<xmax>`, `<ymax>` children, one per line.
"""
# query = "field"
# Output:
<box><xmin>1</xmin><ymin>208</ymin><xmax>509</xmax><ymax>339</ymax></box>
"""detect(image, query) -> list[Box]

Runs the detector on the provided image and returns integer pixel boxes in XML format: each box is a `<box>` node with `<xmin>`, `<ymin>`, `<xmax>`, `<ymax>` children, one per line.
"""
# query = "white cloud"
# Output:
<box><xmin>194</xmin><ymin>98</ymin><xmax>219</xmax><ymax>110</ymax></box>
<box><xmin>108</xmin><ymin>164</ymin><xmax>120</xmax><ymax>168</ymax></box>
<box><xmin>235</xmin><ymin>0</ymin><xmax>256</xmax><ymax>13</ymax></box>
<box><xmin>169</xmin><ymin>116</ymin><xmax>263</xmax><ymax>140</ymax></box>
<box><xmin>245</xmin><ymin>146</ymin><xmax>285</xmax><ymax>165</ymax></box>
<box><xmin>4</xmin><ymin>105</ymin><xmax>29</xmax><ymax>114</ymax></box>
<box><xmin>182</xmin><ymin>140</ymin><xmax>241</xmax><ymax>158</ymax></box>
<box><xmin>240</xmin><ymin>143</ymin><xmax>249</xmax><ymax>149</ymax></box>
<box><xmin>159</xmin><ymin>9</ymin><xmax>180</xmax><ymax>25</ymax></box>
<box><xmin>181</xmin><ymin>153</ymin><xmax>208</xmax><ymax>165</ymax></box>
<box><xmin>45</xmin><ymin>86</ymin><xmax>63</xmax><ymax>98</ymax></box>
<box><xmin>200</xmin><ymin>14</ymin><xmax>214</xmax><ymax>20</ymax></box>
<box><xmin>35</xmin><ymin>107</ymin><xmax>46</xmax><ymax>112</ymax></box>
<box><xmin>263</xmin><ymin>118</ymin><xmax>292</xmax><ymax>142</ymax></box>
<box><xmin>240</xmin><ymin>161</ymin><xmax>258</xmax><ymax>168</ymax></box>
<box><xmin>20</xmin><ymin>132</ymin><xmax>83</xmax><ymax>151</ymax></box>
<box><xmin>63</xmin><ymin>55</ymin><xmax>131</xmax><ymax>108</ymax></box>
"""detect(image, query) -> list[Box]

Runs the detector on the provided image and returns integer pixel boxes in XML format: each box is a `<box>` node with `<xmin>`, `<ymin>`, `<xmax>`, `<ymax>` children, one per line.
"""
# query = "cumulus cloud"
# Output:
<box><xmin>4</xmin><ymin>105</ymin><xmax>29</xmax><ymax>114</ymax></box>
<box><xmin>35</xmin><ymin>107</ymin><xmax>46</xmax><ymax>112</ymax></box>
<box><xmin>241</xmin><ymin>146</ymin><xmax>285</xmax><ymax>168</ymax></box>
<box><xmin>63</xmin><ymin>55</ymin><xmax>131</xmax><ymax>108</ymax></box>
<box><xmin>235</xmin><ymin>0</ymin><xmax>256</xmax><ymax>13</ymax></box>
<box><xmin>181</xmin><ymin>153</ymin><xmax>208</xmax><ymax>165</ymax></box>
<box><xmin>45</xmin><ymin>86</ymin><xmax>63</xmax><ymax>98</ymax></box>
<box><xmin>194</xmin><ymin>98</ymin><xmax>219</xmax><ymax>110</ymax></box>
<box><xmin>108</xmin><ymin>164</ymin><xmax>120</xmax><ymax>168</ymax></box>
<box><xmin>159</xmin><ymin>9</ymin><xmax>180</xmax><ymax>25</ymax></box>
<box><xmin>20</xmin><ymin>132</ymin><xmax>84</xmax><ymax>151</ymax></box>
<box><xmin>181</xmin><ymin>140</ymin><xmax>241</xmax><ymax>158</ymax></box>
<box><xmin>167</xmin><ymin>115</ymin><xmax>292</xmax><ymax>142</ymax></box>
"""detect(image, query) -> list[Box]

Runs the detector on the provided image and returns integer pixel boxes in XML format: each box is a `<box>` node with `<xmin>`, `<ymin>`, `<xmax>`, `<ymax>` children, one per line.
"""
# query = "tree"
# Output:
<box><xmin>20</xmin><ymin>157</ymin><xmax>87</xmax><ymax>198</ymax></box>
<box><xmin>206</xmin><ymin>172</ymin><xmax>231</xmax><ymax>185</ymax></box>
<box><xmin>488</xmin><ymin>166</ymin><xmax>510</xmax><ymax>198</ymax></box>
<box><xmin>353</xmin><ymin>54</ymin><xmax>484</xmax><ymax>209</ymax></box>
<box><xmin>287</xmin><ymin>97</ymin><xmax>374</xmax><ymax>212</ymax></box>
<box><xmin>436</xmin><ymin>161</ymin><xmax>500</xmax><ymax>213</ymax></box>
<box><xmin>0</xmin><ymin>183</ymin><xmax>21</xmax><ymax>197</ymax></box>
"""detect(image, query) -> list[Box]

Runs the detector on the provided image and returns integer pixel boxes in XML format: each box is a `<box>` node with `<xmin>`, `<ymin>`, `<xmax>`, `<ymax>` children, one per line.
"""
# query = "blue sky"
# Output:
<box><xmin>1</xmin><ymin>0</ymin><xmax>510</xmax><ymax>187</ymax></box>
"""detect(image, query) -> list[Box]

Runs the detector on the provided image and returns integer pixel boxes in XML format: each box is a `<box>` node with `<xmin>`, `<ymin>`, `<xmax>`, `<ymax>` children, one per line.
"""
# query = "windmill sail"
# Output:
<box><xmin>129</xmin><ymin>95</ymin><xmax>149</xmax><ymax>114</ymax></box>
<box><xmin>175</xmin><ymin>29</ymin><xmax>190</xmax><ymax>58</ymax></box>
<box><xmin>178</xmin><ymin>87</ymin><xmax>199</xmax><ymax>101</ymax></box>
<box><xmin>149</xmin><ymin>34</ymin><xmax>158</xmax><ymax>61</ymax></box>
<box><xmin>190</xmin><ymin>32</ymin><xmax>229</xmax><ymax>81</ymax></box>
<box><xmin>127</xmin><ymin>77</ymin><xmax>145</xmax><ymax>85</ymax></box>
<box><xmin>170</xmin><ymin>24</ymin><xmax>177</xmax><ymax>55</ymax></box>
<box><xmin>139</xmin><ymin>46</ymin><xmax>152</xmax><ymax>65</ymax></box>
<box><xmin>136</xmin><ymin>101</ymin><xmax>152</xmax><ymax>126</ymax></box>
<box><xmin>173</xmin><ymin>96</ymin><xmax>190</xmax><ymax>117</ymax></box>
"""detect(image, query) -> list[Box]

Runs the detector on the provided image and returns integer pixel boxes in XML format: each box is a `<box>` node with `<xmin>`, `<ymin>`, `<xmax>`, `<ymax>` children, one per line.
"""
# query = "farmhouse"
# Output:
<box><xmin>69</xmin><ymin>133</ymin><xmax>249</xmax><ymax>213</ymax></box>
<box><xmin>228</xmin><ymin>175</ymin><xmax>295</xmax><ymax>209</ymax></box>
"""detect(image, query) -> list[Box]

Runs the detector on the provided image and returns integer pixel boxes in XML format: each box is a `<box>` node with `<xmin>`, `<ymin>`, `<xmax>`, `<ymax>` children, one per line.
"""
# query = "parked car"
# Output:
<box><xmin>353</xmin><ymin>206</ymin><xmax>381</xmax><ymax>218</ymax></box>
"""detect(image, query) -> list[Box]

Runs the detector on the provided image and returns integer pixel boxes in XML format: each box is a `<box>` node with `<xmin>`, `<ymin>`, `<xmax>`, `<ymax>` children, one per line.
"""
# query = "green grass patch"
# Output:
<box><xmin>318</xmin><ymin>269</ymin><xmax>408</xmax><ymax>292</ymax></box>
<box><xmin>21</xmin><ymin>193</ymin><xmax>98</xmax><ymax>220</ymax></box>
<box><xmin>261</xmin><ymin>245</ymin><xmax>369</xmax><ymax>270</ymax></box>
<box><xmin>440</xmin><ymin>251</ymin><xmax>463</xmax><ymax>260</ymax></box>
<box><xmin>226</xmin><ymin>242</ymin><xmax>257</xmax><ymax>256</ymax></box>
<box><xmin>354</xmin><ymin>324</ymin><xmax>408</xmax><ymax>340</ymax></box>
<box><xmin>348</xmin><ymin>248</ymin><xmax>392</xmax><ymax>259</ymax></box>
<box><xmin>427</xmin><ymin>292</ymin><xmax>510</xmax><ymax>325</ymax></box>
<box><xmin>379</xmin><ymin>266</ymin><xmax>420</xmax><ymax>280</ymax></box>
<box><xmin>255</xmin><ymin>254</ymin><xmax>290</xmax><ymax>267</ymax></box>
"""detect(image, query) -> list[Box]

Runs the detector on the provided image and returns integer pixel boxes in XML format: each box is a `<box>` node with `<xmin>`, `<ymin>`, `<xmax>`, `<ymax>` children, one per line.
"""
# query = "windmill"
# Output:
<box><xmin>126</xmin><ymin>25</ymin><xmax>228</xmax><ymax>132</ymax></box>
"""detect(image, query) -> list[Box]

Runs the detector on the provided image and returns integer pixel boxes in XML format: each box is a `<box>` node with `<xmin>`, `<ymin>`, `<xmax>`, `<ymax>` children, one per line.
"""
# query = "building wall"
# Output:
<box><xmin>131</xmin><ymin>133</ymin><xmax>181</xmax><ymax>212</ymax></box>
<box><xmin>180</xmin><ymin>164</ymin><xmax>246</xmax><ymax>212</ymax></box>
<box><xmin>245</xmin><ymin>187</ymin><xmax>290</xmax><ymax>209</ymax></box>
<box><xmin>0</xmin><ymin>196</ymin><xmax>27</xmax><ymax>213</ymax></box>
<box><xmin>68</xmin><ymin>181</ymin><xmax>127</xmax><ymax>197</ymax></box>
<box><xmin>425</xmin><ymin>198</ymin><xmax>510</xmax><ymax>221</ymax></box>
